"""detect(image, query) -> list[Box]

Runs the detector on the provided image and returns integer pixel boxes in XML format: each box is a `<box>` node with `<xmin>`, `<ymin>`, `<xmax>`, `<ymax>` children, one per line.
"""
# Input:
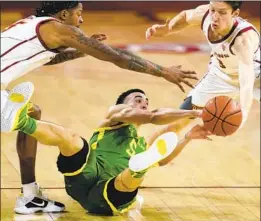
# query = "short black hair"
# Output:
<box><xmin>35</xmin><ymin>1</ymin><xmax>80</xmax><ymax>17</ymax></box>
<box><xmin>224</xmin><ymin>1</ymin><xmax>243</xmax><ymax>11</ymax></box>
<box><xmin>116</xmin><ymin>89</ymin><xmax>146</xmax><ymax>105</ymax></box>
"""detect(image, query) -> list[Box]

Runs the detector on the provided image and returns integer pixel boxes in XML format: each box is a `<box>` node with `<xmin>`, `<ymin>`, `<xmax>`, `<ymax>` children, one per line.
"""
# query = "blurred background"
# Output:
<box><xmin>1</xmin><ymin>2</ymin><xmax>260</xmax><ymax>220</ymax></box>
<box><xmin>1</xmin><ymin>0</ymin><xmax>260</xmax><ymax>189</ymax></box>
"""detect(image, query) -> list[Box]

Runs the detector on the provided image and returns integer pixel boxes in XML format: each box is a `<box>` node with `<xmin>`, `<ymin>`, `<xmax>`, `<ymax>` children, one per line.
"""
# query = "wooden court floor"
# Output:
<box><xmin>1</xmin><ymin>11</ymin><xmax>260</xmax><ymax>221</ymax></box>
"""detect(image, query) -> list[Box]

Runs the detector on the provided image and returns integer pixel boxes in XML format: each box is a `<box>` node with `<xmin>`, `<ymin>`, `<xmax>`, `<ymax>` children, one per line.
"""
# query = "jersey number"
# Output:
<box><xmin>126</xmin><ymin>139</ymin><xmax>137</xmax><ymax>157</ymax></box>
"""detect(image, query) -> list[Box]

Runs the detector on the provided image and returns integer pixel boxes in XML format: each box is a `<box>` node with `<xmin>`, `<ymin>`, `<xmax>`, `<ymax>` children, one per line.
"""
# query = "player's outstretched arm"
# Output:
<box><xmin>48</xmin><ymin>22</ymin><xmax>197</xmax><ymax>92</ymax></box>
<box><xmin>45</xmin><ymin>34</ymin><xmax>107</xmax><ymax>65</ymax></box>
<box><xmin>45</xmin><ymin>48</ymin><xmax>85</xmax><ymax>65</ymax></box>
<box><xmin>106</xmin><ymin>105</ymin><xmax>201</xmax><ymax>125</ymax></box>
<box><xmin>159</xmin><ymin>124</ymin><xmax>211</xmax><ymax>166</ymax></box>
<box><xmin>145</xmin><ymin>4</ymin><xmax>209</xmax><ymax>40</ymax></box>
<box><xmin>232</xmin><ymin>31</ymin><xmax>258</xmax><ymax>127</ymax></box>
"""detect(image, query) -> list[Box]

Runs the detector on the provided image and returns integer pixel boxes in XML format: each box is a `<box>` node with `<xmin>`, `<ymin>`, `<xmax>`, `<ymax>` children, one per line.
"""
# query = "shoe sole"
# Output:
<box><xmin>14</xmin><ymin>206</ymin><xmax>65</xmax><ymax>214</ymax></box>
<box><xmin>1</xmin><ymin>82</ymin><xmax>34</xmax><ymax>132</ymax></box>
<box><xmin>129</xmin><ymin>132</ymin><xmax>178</xmax><ymax>172</ymax></box>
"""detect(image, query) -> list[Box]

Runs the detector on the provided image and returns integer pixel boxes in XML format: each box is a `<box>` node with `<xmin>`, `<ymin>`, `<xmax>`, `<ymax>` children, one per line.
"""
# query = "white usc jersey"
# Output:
<box><xmin>201</xmin><ymin>11</ymin><xmax>260</xmax><ymax>86</ymax></box>
<box><xmin>1</xmin><ymin>16</ymin><xmax>59</xmax><ymax>87</ymax></box>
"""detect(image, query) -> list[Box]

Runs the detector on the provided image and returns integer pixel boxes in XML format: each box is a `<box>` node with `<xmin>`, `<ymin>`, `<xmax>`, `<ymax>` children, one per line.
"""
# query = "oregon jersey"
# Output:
<box><xmin>89</xmin><ymin>123</ymin><xmax>147</xmax><ymax>181</ymax></box>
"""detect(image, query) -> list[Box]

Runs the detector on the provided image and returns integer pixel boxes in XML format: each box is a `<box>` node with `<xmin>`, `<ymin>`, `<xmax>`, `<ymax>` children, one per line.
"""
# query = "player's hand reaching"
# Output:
<box><xmin>162</xmin><ymin>66</ymin><xmax>198</xmax><ymax>92</ymax></box>
<box><xmin>185</xmin><ymin>124</ymin><xmax>212</xmax><ymax>140</ymax></box>
<box><xmin>146</xmin><ymin>19</ymin><xmax>171</xmax><ymax>40</ymax></box>
<box><xmin>90</xmin><ymin>33</ymin><xmax>108</xmax><ymax>42</ymax></box>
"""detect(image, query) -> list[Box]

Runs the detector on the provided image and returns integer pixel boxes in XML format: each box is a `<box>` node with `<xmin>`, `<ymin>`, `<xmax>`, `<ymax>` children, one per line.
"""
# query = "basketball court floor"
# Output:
<box><xmin>1</xmin><ymin>10</ymin><xmax>260</xmax><ymax>221</ymax></box>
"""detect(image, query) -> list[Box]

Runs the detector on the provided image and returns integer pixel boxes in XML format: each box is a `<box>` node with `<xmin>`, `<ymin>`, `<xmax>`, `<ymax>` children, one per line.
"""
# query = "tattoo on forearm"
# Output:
<box><xmin>70</xmin><ymin>26</ymin><xmax>165</xmax><ymax>76</ymax></box>
<box><xmin>113</xmin><ymin>48</ymin><xmax>164</xmax><ymax>77</ymax></box>
<box><xmin>45</xmin><ymin>51</ymin><xmax>84</xmax><ymax>65</ymax></box>
<box><xmin>71</xmin><ymin>27</ymin><xmax>120</xmax><ymax>57</ymax></box>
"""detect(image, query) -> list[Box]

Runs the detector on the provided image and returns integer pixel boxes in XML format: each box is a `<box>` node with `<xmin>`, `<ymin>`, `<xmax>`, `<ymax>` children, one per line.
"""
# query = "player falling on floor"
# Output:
<box><xmin>1</xmin><ymin>1</ymin><xmax>198</xmax><ymax>214</ymax></box>
<box><xmin>1</xmin><ymin>85</ymin><xmax>211</xmax><ymax>215</ymax></box>
<box><xmin>145</xmin><ymin>1</ymin><xmax>260</xmax><ymax>136</ymax></box>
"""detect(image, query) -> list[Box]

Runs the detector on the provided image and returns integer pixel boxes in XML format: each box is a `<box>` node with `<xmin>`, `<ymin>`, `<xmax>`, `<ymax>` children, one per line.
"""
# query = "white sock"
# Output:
<box><xmin>22</xmin><ymin>182</ymin><xmax>38</xmax><ymax>197</ymax></box>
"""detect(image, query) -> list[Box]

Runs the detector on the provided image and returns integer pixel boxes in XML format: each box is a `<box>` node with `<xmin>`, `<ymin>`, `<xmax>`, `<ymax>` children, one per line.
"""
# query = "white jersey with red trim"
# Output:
<box><xmin>0</xmin><ymin>15</ymin><xmax>59</xmax><ymax>87</ymax></box>
<box><xmin>201</xmin><ymin>11</ymin><xmax>260</xmax><ymax>86</ymax></box>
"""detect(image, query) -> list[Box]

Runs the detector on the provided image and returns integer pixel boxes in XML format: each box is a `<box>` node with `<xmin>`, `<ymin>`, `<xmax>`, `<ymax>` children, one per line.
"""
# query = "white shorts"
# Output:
<box><xmin>1</xmin><ymin>90</ymin><xmax>8</xmax><ymax>114</ymax></box>
<box><xmin>188</xmin><ymin>70</ymin><xmax>260</xmax><ymax>108</ymax></box>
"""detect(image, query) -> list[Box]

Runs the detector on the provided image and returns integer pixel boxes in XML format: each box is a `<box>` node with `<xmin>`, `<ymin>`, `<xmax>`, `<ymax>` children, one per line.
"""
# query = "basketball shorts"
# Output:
<box><xmin>57</xmin><ymin>138</ymin><xmax>137</xmax><ymax>215</ymax></box>
<box><xmin>187</xmin><ymin>70</ymin><xmax>260</xmax><ymax>108</ymax></box>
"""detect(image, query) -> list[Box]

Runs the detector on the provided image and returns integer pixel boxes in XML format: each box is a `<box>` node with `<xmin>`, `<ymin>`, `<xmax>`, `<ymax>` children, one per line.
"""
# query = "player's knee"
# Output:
<box><xmin>180</xmin><ymin>96</ymin><xmax>193</xmax><ymax>110</ymax></box>
<box><xmin>56</xmin><ymin>129</ymin><xmax>82</xmax><ymax>156</ymax></box>
<box><xmin>66</xmin><ymin>131</ymin><xmax>81</xmax><ymax>147</ymax></box>
<box><xmin>28</xmin><ymin>104</ymin><xmax>41</xmax><ymax>120</ymax></box>
<box><xmin>57</xmin><ymin>138</ymin><xmax>89</xmax><ymax>174</ymax></box>
<box><xmin>107</xmin><ymin>177</ymin><xmax>138</xmax><ymax>207</ymax></box>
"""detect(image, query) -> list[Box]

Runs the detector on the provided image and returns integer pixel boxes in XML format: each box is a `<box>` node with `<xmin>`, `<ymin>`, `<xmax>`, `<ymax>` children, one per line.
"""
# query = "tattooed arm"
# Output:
<box><xmin>45</xmin><ymin>49</ymin><xmax>85</xmax><ymax>65</ymax></box>
<box><xmin>56</xmin><ymin>24</ymin><xmax>166</xmax><ymax>77</ymax></box>
<box><xmin>43</xmin><ymin>21</ymin><xmax>197</xmax><ymax>91</ymax></box>
<box><xmin>111</xmin><ymin>47</ymin><xmax>167</xmax><ymax>76</ymax></box>
<box><xmin>45</xmin><ymin>34</ymin><xmax>107</xmax><ymax>65</ymax></box>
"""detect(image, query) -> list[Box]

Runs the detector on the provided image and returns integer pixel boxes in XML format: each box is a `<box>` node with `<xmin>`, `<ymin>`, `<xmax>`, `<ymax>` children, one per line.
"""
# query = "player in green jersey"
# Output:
<box><xmin>2</xmin><ymin>84</ymin><xmax>212</xmax><ymax>215</ymax></box>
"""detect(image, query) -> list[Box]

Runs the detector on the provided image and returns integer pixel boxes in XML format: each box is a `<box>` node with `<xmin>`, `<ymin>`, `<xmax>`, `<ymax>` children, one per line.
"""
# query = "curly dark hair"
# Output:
<box><xmin>116</xmin><ymin>89</ymin><xmax>146</xmax><ymax>105</ymax></box>
<box><xmin>35</xmin><ymin>1</ymin><xmax>80</xmax><ymax>17</ymax></box>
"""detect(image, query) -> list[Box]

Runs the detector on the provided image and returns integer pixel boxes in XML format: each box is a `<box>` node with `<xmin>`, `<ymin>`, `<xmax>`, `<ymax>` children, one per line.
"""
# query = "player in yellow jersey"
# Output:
<box><xmin>2</xmin><ymin>84</ymin><xmax>211</xmax><ymax>215</ymax></box>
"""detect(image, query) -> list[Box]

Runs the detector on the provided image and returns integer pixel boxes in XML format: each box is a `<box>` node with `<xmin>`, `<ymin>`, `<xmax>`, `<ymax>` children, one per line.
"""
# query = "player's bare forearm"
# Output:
<box><xmin>60</xmin><ymin>25</ymin><xmax>166</xmax><ymax>77</ymax></box>
<box><xmin>158</xmin><ymin>123</ymin><xmax>211</xmax><ymax>166</ymax></box>
<box><xmin>168</xmin><ymin>11</ymin><xmax>189</xmax><ymax>33</ymax></box>
<box><xmin>169</xmin><ymin>4</ymin><xmax>209</xmax><ymax>32</ymax></box>
<box><xmin>45</xmin><ymin>50</ymin><xmax>85</xmax><ymax>65</ymax></box>
<box><xmin>112</xmin><ymin>47</ymin><xmax>164</xmax><ymax>77</ymax></box>
<box><xmin>159</xmin><ymin>136</ymin><xmax>191</xmax><ymax>166</ymax></box>
<box><xmin>234</xmin><ymin>34</ymin><xmax>257</xmax><ymax>125</ymax></box>
<box><xmin>239</xmin><ymin>62</ymin><xmax>254</xmax><ymax>124</ymax></box>
<box><xmin>150</xmin><ymin>109</ymin><xmax>200</xmax><ymax>125</ymax></box>
<box><xmin>147</xmin><ymin>118</ymin><xmax>192</xmax><ymax>146</ymax></box>
<box><xmin>110</xmin><ymin>108</ymin><xmax>200</xmax><ymax>126</ymax></box>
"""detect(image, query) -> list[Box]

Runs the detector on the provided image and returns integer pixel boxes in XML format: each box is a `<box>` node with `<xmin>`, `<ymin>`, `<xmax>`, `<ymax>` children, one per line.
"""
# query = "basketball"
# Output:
<box><xmin>202</xmin><ymin>96</ymin><xmax>242</xmax><ymax>136</ymax></box>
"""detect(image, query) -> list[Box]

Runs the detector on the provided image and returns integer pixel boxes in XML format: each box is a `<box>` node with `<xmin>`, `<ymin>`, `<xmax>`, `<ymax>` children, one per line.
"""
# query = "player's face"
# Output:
<box><xmin>209</xmin><ymin>2</ymin><xmax>239</xmax><ymax>33</ymax></box>
<box><xmin>125</xmin><ymin>92</ymin><xmax>149</xmax><ymax>110</ymax></box>
<box><xmin>64</xmin><ymin>3</ymin><xmax>83</xmax><ymax>28</ymax></box>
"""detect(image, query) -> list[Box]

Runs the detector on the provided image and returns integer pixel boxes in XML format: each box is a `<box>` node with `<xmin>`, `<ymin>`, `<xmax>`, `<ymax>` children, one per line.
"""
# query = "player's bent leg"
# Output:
<box><xmin>17</xmin><ymin>103</ymin><xmax>41</xmax><ymax>186</ymax></box>
<box><xmin>28</xmin><ymin>120</ymin><xmax>84</xmax><ymax>156</ymax></box>
<box><xmin>15</xmin><ymin>104</ymin><xmax>65</xmax><ymax>214</ymax></box>
<box><xmin>57</xmin><ymin>138</ymin><xmax>91</xmax><ymax>177</ymax></box>
<box><xmin>86</xmin><ymin>177</ymin><xmax>138</xmax><ymax>216</ymax></box>
<box><xmin>59</xmin><ymin>139</ymin><xmax>99</xmax><ymax>212</ymax></box>
<box><xmin>115</xmin><ymin>169</ymin><xmax>145</xmax><ymax>192</ymax></box>
<box><xmin>2</xmin><ymin>93</ymin><xmax>84</xmax><ymax>156</ymax></box>
<box><xmin>129</xmin><ymin>132</ymin><xmax>178</xmax><ymax>173</ymax></box>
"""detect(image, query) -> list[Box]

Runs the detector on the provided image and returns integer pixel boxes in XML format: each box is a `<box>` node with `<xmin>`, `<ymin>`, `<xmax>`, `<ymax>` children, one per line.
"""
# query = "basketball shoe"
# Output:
<box><xmin>129</xmin><ymin>132</ymin><xmax>178</xmax><ymax>173</ymax></box>
<box><xmin>14</xmin><ymin>186</ymin><xmax>65</xmax><ymax>214</ymax></box>
<box><xmin>1</xmin><ymin>82</ymin><xmax>34</xmax><ymax>132</ymax></box>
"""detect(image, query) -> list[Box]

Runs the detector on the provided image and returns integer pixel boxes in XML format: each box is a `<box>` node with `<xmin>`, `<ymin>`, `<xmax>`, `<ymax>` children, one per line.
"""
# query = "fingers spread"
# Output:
<box><xmin>181</xmin><ymin>79</ymin><xmax>194</xmax><ymax>89</ymax></box>
<box><xmin>177</xmin><ymin>83</ymin><xmax>185</xmax><ymax>93</ymax></box>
